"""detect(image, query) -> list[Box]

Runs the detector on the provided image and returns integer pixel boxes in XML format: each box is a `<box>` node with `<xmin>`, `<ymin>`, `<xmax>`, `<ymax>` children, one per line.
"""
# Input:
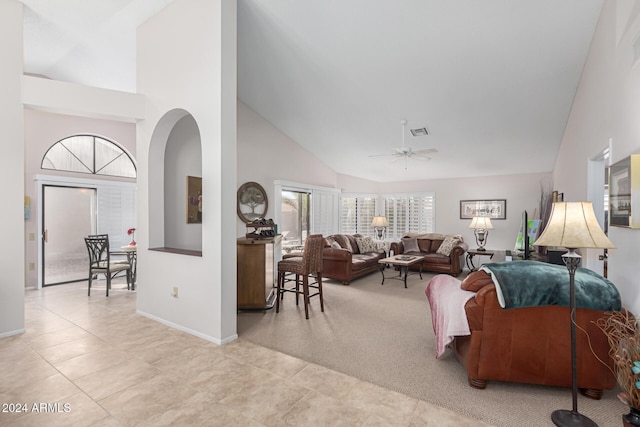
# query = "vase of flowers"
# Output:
<box><xmin>596</xmin><ymin>311</ymin><xmax>640</xmax><ymax>426</ymax></box>
<box><xmin>127</xmin><ymin>228</ymin><xmax>136</xmax><ymax>246</ymax></box>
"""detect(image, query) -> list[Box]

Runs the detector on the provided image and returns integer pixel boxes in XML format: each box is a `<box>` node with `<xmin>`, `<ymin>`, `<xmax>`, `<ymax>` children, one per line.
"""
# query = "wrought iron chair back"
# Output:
<box><xmin>85</xmin><ymin>235</ymin><xmax>130</xmax><ymax>297</ymax></box>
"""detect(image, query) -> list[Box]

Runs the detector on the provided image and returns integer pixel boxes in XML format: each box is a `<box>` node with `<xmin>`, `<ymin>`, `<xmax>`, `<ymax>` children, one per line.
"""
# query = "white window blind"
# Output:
<box><xmin>339</xmin><ymin>194</ymin><xmax>377</xmax><ymax>237</ymax></box>
<box><xmin>384</xmin><ymin>193</ymin><xmax>434</xmax><ymax>239</ymax></box>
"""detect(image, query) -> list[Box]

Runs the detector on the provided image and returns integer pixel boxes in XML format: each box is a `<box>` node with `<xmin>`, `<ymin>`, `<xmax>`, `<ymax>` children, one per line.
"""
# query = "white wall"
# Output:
<box><xmin>24</xmin><ymin>110</ymin><xmax>136</xmax><ymax>287</ymax></box>
<box><xmin>555</xmin><ymin>0</ymin><xmax>640</xmax><ymax>312</ymax></box>
<box><xmin>22</xmin><ymin>75</ymin><xmax>144</xmax><ymax>123</ymax></box>
<box><xmin>237</xmin><ymin>101</ymin><xmax>338</xmax><ymax>236</ymax></box>
<box><xmin>137</xmin><ymin>0</ymin><xmax>237</xmax><ymax>343</ymax></box>
<box><xmin>0</xmin><ymin>0</ymin><xmax>25</xmax><ymax>337</ymax></box>
<box><xmin>163</xmin><ymin>114</ymin><xmax>202</xmax><ymax>251</ymax></box>
<box><xmin>376</xmin><ymin>172</ymin><xmax>551</xmax><ymax>251</ymax></box>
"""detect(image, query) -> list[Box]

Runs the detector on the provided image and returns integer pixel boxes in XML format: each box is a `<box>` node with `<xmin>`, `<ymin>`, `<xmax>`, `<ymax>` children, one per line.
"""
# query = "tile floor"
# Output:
<box><xmin>0</xmin><ymin>280</ymin><xmax>492</xmax><ymax>426</ymax></box>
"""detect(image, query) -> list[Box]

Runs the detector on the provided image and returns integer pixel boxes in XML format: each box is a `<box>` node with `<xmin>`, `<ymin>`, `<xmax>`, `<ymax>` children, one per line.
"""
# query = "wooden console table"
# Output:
<box><xmin>237</xmin><ymin>235</ymin><xmax>282</xmax><ymax>310</ymax></box>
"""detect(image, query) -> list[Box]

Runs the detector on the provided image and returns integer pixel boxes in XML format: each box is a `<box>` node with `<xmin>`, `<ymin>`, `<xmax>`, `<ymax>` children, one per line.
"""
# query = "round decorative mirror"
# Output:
<box><xmin>237</xmin><ymin>181</ymin><xmax>268</xmax><ymax>223</ymax></box>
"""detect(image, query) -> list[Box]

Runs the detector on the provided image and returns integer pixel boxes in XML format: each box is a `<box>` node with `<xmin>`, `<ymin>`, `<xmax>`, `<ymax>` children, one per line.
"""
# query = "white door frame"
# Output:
<box><xmin>585</xmin><ymin>143</ymin><xmax>611</xmax><ymax>274</ymax></box>
<box><xmin>35</xmin><ymin>174</ymin><xmax>135</xmax><ymax>289</ymax></box>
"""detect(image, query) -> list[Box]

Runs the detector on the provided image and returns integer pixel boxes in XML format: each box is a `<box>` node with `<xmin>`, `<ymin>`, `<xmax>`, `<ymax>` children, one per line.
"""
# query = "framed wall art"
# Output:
<box><xmin>460</xmin><ymin>199</ymin><xmax>507</xmax><ymax>220</ymax></box>
<box><xmin>237</xmin><ymin>181</ymin><xmax>268</xmax><ymax>223</ymax></box>
<box><xmin>187</xmin><ymin>176</ymin><xmax>202</xmax><ymax>224</ymax></box>
<box><xmin>609</xmin><ymin>154</ymin><xmax>640</xmax><ymax>228</ymax></box>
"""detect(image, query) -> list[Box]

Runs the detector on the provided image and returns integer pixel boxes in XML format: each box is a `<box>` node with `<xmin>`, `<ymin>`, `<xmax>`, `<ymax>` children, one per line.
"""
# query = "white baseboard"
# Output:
<box><xmin>135</xmin><ymin>310</ymin><xmax>238</xmax><ymax>345</ymax></box>
<box><xmin>0</xmin><ymin>328</ymin><xmax>26</xmax><ymax>339</ymax></box>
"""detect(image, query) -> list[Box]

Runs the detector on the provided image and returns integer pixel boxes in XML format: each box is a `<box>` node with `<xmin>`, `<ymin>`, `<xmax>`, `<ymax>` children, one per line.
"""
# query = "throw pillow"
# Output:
<box><xmin>330</xmin><ymin>241</ymin><xmax>342</xmax><ymax>249</ymax></box>
<box><xmin>355</xmin><ymin>236</ymin><xmax>378</xmax><ymax>253</ymax></box>
<box><xmin>401</xmin><ymin>236</ymin><xmax>420</xmax><ymax>253</ymax></box>
<box><xmin>436</xmin><ymin>235</ymin><xmax>461</xmax><ymax>256</ymax></box>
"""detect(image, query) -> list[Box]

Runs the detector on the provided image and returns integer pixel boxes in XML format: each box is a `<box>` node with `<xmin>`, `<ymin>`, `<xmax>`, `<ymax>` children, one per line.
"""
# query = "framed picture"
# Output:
<box><xmin>187</xmin><ymin>176</ymin><xmax>202</xmax><ymax>224</ymax></box>
<box><xmin>460</xmin><ymin>199</ymin><xmax>507</xmax><ymax>220</ymax></box>
<box><xmin>609</xmin><ymin>155</ymin><xmax>640</xmax><ymax>228</ymax></box>
<box><xmin>237</xmin><ymin>181</ymin><xmax>268</xmax><ymax>223</ymax></box>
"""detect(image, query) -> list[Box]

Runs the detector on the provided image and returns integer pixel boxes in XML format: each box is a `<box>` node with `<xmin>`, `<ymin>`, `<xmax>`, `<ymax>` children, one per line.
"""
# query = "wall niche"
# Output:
<box><xmin>148</xmin><ymin>109</ymin><xmax>203</xmax><ymax>255</ymax></box>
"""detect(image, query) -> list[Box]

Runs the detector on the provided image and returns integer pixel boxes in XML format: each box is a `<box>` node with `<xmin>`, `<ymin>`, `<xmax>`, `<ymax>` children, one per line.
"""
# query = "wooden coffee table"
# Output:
<box><xmin>378</xmin><ymin>254</ymin><xmax>425</xmax><ymax>288</ymax></box>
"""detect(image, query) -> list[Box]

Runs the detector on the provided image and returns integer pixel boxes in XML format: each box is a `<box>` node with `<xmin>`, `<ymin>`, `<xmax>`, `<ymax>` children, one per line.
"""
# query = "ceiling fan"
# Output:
<box><xmin>369</xmin><ymin>120</ymin><xmax>437</xmax><ymax>169</ymax></box>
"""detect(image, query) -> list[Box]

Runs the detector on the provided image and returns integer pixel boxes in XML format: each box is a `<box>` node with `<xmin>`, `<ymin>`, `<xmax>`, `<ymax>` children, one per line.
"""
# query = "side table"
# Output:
<box><xmin>465</xmin><ymin>249</ymin><xmax>495</xmax><ymax>272</ymax></box>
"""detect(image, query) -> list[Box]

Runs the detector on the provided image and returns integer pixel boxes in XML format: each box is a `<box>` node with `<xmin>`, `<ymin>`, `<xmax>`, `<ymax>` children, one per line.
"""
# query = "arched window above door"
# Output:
<box><xmin>42</xmin><ymin>135</ymin><xmax>136</xmax><ymax>178</ymax></box>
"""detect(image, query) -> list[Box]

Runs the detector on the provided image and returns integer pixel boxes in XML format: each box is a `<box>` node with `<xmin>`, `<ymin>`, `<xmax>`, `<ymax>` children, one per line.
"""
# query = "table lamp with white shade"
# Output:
<box><xmin>371</xmin><ymin>216</ymin><xmax>388</xmax><ymax>240</ymax></box>
<box><xmin>469</xmin><ymin>216</ymin><xmax>493</xmax><ymax>251</ymax></box>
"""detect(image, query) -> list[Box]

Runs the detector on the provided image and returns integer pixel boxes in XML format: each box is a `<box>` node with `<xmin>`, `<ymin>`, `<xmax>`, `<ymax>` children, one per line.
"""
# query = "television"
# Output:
<box><xmin>515</xmin><ymin>210</ymin><xmax>530</xmax><ymax>260</ymax></box>
<box><xmin>522</xmin><ymin>210</ymin><xmax>530</xmax><ymax>260</ymax></box>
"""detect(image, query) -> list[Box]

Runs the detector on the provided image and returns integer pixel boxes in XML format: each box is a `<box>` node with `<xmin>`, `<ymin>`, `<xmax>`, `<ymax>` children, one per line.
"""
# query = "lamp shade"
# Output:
<box><xmin>534</xmin><ymin>202</ymin><xmax>615</xmax><ymax>249</ymax></box>
<box><xmin>468</xmin><ymin>216</ymin><xmax>494</xmax><ymax>230</ymax></box>
<box><xmin>371</xmin><ymin>216</ymin><xmax>388</xmax><ymax>227</ymax></box>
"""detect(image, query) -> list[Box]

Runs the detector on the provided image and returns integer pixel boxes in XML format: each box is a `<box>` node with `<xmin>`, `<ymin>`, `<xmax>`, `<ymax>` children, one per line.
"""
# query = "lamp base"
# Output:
<box><xmin>475</xmin><ymin>247</ymin><xmax>486</xmax><ymax>252</ymax></box>
<box><xmin>551</xmin><ymin>410</ymin><xmax>598</xmax><ymax>427</ymax></box>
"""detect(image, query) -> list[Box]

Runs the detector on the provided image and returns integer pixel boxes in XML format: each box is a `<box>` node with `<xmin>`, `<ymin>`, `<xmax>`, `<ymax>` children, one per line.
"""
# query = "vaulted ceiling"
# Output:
<box><xmin>20</xmin><ymin>0</ymin><xmax>604</xmax><ymax>182</ymax></box>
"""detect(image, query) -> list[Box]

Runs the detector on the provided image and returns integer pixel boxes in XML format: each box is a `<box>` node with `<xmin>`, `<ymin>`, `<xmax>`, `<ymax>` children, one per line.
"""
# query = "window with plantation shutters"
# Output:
<box><xmin>313</xmin><ymin>190</ymin><xmax>339</xmax><ymax>237</ymax></box>
<box><xmin>339</xmin><ymin>194</ymin><xmax>377</xmax><ymax>238</ymax></box>
<box><xmin>384</xmin><ymin>193</ymin><xmax>435</xmax><ymax>239</ymax></box>
<box><xmin>97</xmin><ymin>183</ymin><xmax>137</xmax><ymax>249</ymax></box>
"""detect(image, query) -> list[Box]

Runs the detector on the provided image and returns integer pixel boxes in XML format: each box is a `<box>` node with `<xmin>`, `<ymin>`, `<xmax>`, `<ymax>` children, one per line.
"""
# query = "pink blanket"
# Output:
<box><xmin>425</xmin><ymin>274</ymin><xmax>476</xmax><ymax>358</ymax></box>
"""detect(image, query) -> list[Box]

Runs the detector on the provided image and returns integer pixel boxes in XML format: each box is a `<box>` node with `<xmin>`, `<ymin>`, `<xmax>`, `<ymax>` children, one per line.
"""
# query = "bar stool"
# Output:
<box><xmin>276</xmin><ymin>234</ymin><xmax>324</xmax><ymax>319</ymax></box>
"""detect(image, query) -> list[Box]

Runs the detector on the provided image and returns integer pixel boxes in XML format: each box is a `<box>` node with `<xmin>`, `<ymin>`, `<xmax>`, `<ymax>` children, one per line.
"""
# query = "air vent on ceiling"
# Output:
<box><xmin>410</xmin><ymin>127</ymin><xmax>429</xmax><ymax>137</ymax></box>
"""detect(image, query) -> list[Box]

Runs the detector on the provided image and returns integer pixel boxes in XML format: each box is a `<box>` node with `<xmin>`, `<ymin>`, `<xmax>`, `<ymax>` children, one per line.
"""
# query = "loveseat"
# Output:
<box><xmin>322</xmin><ymin>234</ymin><xmax>386</xmax><ymax>285</ymax></box>
<box><xmin>426</xmin><ymin>261</ymin><xmax>621</xmax><ymax>398</ymax></box>
<box><xmin>389</xmin><ymin>233</ymin><xmax>467</xmax><ymax>277</ymax></box>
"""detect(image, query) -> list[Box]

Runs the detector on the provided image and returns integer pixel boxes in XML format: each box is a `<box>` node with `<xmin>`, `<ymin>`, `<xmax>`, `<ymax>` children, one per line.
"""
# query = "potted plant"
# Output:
<box><xmin>596</xmin><ymin>311</ymin><xmax>640</xmax><ymax>426</ymax></box>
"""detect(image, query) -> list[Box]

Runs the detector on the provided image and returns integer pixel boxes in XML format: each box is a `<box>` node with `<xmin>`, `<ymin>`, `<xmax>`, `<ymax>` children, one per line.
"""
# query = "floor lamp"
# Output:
<box><xmin>534</xmin><ymin>202</ymin><xmax>615</xmax><ymax>427</ymax></box>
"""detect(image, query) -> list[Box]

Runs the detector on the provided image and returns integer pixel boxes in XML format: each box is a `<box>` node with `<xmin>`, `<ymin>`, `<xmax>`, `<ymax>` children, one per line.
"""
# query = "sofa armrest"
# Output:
<box><xmin>323</xmin><ymin>247</ymin><xmax>352</xmax><ymax>261</ymax></box>
<box><xmin>390</xmin><ymin>241</ymin><xmax>404</xmax><ymax>254</ymax></box>
<box><xmin>473</xmin><ymin>283</ymin><xmax>496</xmax><ymax>307</ymax></box>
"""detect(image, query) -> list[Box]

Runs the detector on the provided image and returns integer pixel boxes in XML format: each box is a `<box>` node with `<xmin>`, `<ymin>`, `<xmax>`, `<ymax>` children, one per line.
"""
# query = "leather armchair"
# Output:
<box><xmin>453</xmin><ymin>270</ymin><xmax>617</xmax><ymax>398</ymax></box>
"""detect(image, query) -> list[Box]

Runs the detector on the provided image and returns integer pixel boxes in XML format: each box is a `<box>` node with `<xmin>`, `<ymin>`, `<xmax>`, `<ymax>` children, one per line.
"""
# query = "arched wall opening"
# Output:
<box><xmin>148</xmin><ymin>108</ymin><xmax>203</xmax><ymax>253</ymax></box>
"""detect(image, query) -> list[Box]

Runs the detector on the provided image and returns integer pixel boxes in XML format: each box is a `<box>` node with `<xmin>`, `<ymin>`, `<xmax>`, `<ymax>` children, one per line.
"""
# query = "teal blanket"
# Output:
<box><xmin>480</xmin><ymin>261</ymin><xmax>621</xmax><ymax>311</ymax></box>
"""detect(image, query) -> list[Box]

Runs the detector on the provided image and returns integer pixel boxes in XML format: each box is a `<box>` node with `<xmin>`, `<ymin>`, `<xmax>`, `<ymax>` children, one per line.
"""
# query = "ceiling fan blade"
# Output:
<box><xmin>368</xmin><ymin>153</ymin><xmax>395</xmax><ymax>158</ymax></box>
<box><xmin>414</xmin><ymin>148</ymin><xmax>438</xmax><ymax>155</ymax></box>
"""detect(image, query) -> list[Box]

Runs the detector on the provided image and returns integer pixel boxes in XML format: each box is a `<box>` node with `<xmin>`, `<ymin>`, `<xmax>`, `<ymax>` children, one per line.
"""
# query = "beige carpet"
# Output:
<box><xmin>237</xmin><ymin>270</ymin><xmax>624</xmax><ymax>427</ymax></box>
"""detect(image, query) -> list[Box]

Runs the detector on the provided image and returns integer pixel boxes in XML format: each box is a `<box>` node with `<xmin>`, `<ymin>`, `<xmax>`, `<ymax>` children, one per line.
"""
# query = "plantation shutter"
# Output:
<box><xmin>340</xmin><ymin>197</ymin><xmax>358</xmax><ymax>235</ymax></box>
<box><xmin>97</xmin><ymin>183</ymin><xmax>136</xmax><ymax>249</ymax></box>
<box><xmin>312</xmin><ymin>190</ymin><xmax>339</xmax><ymax>237</ymax></box>
<box><xmin>384</xmin><ymin>193</ymin><xmax>434</xmax><ymax>239</ymax></box>
<box><xmin>339</xmin><ymin>194</ymin><xmax>377</xmax><ymax>236</ymax></box>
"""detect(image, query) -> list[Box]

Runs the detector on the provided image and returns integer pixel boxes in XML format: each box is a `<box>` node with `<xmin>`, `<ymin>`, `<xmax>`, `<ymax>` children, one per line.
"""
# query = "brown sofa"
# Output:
<box><xmin>449</xmin><ymin>268</ymin><xmax>618</xmax><ymax>398</ymax></box>
<box><xmin>389</xmin><ymin>233</ymin><xmax>467</xmax><ymax>277</ymax></box>
<box><xmin>322</xmin><ymin>234</ymin><xmax>386</xmax><ymax>285</ymax></box>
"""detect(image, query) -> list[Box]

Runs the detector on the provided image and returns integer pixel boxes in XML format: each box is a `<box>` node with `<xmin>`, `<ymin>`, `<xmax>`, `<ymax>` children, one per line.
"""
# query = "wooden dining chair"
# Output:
<box><xmin>84</xmin><ymin>235</ymin><xmax>131</xmax><ymax>296</ymax></box>
<box><xmin>276</xmin><ymin>234</ymin><xmax>324</xmax><ymax>319</ymax></box>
